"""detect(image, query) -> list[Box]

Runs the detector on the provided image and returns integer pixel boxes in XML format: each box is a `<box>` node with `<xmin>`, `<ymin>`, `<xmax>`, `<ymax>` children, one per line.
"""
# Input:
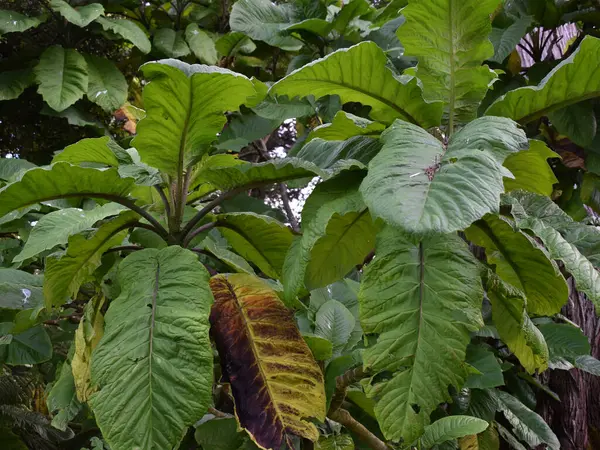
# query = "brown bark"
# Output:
<box><xmin>538</xmin><ymin>277</ymin><xmax>600</xmax><ymax>450</ymax></box>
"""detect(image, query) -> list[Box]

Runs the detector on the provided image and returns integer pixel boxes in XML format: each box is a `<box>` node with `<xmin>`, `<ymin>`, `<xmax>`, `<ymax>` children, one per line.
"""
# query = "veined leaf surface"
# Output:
<box><xmin>209</xmin><ymin>274</ymin><xmax>326</xmax><ymax>450</ymax></box>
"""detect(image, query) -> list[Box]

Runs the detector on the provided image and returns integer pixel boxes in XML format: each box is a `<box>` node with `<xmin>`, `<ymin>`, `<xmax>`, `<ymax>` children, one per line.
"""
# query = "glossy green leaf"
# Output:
<box><xmin>43</xmin><ymin>211</ymin><xmax>138</xmax><ymax>308</ymax></box>
<box><xmin>95</xmin><ymin>17</ymin><xmax>151</xmax><ymax>54</ymax></box>
<box><xmin>465</xmin><ymin>214</ymin><xmax>568</xmax><ymax>316</ymax></box>
<box><xmin>230</xmin><ymin>0</ymin><xmax>302</xmax><ymax>51</ymax></box>
<box><xmin>314</xmin><ymin>300</ymin><xmax>355</xmax><ymax>357</ymax></box>
<box><xmin>84</xmin><ymin>55</ymin><xmax>127</xmax><ymax>112</ymax></box>
<box><xmin>90</xmin><ymin>247</ymin><xmax>213</xmax><ymax>450</ymax></box>
<box><xmin>132</xmin><ymin>60</ymin><xmax>256</xmax><ymax>175</ymax></box>
<box><xmin>0</xmin><ymin>324</ymin><xmax>52</xmax><ymax>365</ymax></box>
<box><xmin>35</xmin><ymin>46</ymin><xmax>88</xmax><ymax>112</ymax></box>
<box><xmin>154</xmin><ymin>28</ymin><xmax>190</xmax><ymax>58</ymax></box>
<box><xmin>397</xmin><ymin>0</ymin><xmax>500</xmax><ymax>126</ymax></box>
<box><xmin>502</xmin><ymin>140</ymin><xmax>558</xmax><ymax>196</ymax></box>
<box><xmin>15</xmin><ymin>203</ymin><xmax>125</xmax><ymax>263</ymax></box>
<box><xmin>50</xmin><ymin>0</ymin><xmax>104</xmax><ymax>27</ymax></box>
<box><xmin>0</xmin><ymin>10</ymin><xmax>45</xmax><ymax>35</ymax></box>
<box><xmin>421</xmin><ymin>416</ymin><xmax>489</xmax><ymax>448</ymax></box>
<box><xmin>0</xmin><ymin>69</ymin><xmax>35</xmax><ymax>101</ymax></box>
<box><xmin>186</xmin><ymin>24</ymin><xmax>218</xmax><ymax>64</ymax></box>
<box><xmin>270</xmin><ymin>42</ymin><xmax>442</xmax><ymax>127</ymax></box>
<box><xmin>360</xmin><ymin>228</ymin><xmax>483</xmax><ymax>442</ymax></box>
<box><xmin>464</xmin><ymin>345</ymin><xmax>504</xmax><ymax>389</ymax></box>
<box><xmin>486</xmin><ymin>36</ymin><xmax>600</xmax><ymax>123</ymax></box>
<box><xmin>361</xmin><ymin>117</ymin><xmax>527</xmax><ymax>236</ymax></box>
<box><xmin>489</xmin><ymin>16</ymin><xmax>533</xmax><ymax>63</ymax></box>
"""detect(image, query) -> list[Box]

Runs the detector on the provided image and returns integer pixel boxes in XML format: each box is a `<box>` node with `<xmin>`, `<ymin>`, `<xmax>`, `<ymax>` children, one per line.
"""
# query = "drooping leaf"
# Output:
<box><xmin>307</xmin><ymin>111</ymin><xmax>386</xmax><ymax>142</ymax></box>
<box><xmin>90</xmin><ymin>247</ymin><xmax>214</xmax><ymax>450</ymax></box>
<box><xmin>0</xmin><ymin>163</ymin><xmax>135</xmax><ymax>219</ymax></box>
<box><xmin>216</xmin><ymin>212</ymin><xmax>293</xmax><ymax>279</ymax></box>
<box><xmin>35</xmin><ymin>46</ymin><xmax>88</xmax><ymax>112</ymax></box>
<box><xmin>502</xmin><ymin>140</ymin><xmax>558</xmax><ymax>196</ymax></box>
<box><xmin>270</xmin><ymin>42</ymin><xmax>442</xmax><ymax>127</ymax></box>
<box><xmin>486</xmin><ymin>36</ymin><xmax>600</xmax><ymax>123</ymax></box>
<box><xmin>15</xmin><ymin>203</ymin><xmax>125</xmax><ymax>262</ymax></box>
<box><xmin>360</xmin><ymin>228</ymin><xmax>483</xmax><ymax>442</ymax></box>
<box><xmin>495</xmin><ymin>423</ymin><xmax>527</xmax><ymax>450</ymax></box>
<box><xmin>216</xmin><ymin>31</ymin><xmax>256</xmax><ymax>57</ymax></box>
<box><xmin>50</xmin><ymin>0</ymin><xmax>104</xmax><ymax>27</ymax></box>
<box><xmin>0</xmin><ymin>69</ymin><xmax>35</xmax><ymax>101</ymax></box>
<box><xmin>493</xmin><ymin>390</ymin><xmax>560</xmax><ymax>450</ymax></box>
<box><xmin>95</xmin><ymin>17</ymin><xmax>151</xmax><ymax>53</ymax></box>
<box><xmin>537</xmin><ymin>321</ymin><xmax>591</xmax><ymax>370</ymax></box>
<box><xmin>420</xmin><ymin>416</ymin><xmax>489</xmax><ymax>448</ymax></box>
<box><xmin>47</xmin><ymin>349</ymin><xmax>81</xmax><ymax>431</ymax></box>
<box><xmin>186</xmin><ymin>24</ymin><xmax>218</xmax><ymax>64</ymax></box>
<box><xmin>0</xmin><ymin>10</ymin><xmax>45</xmax><ymax>35</ymax></box>
<box><xmin>465</xmin><ymin>214</ymin><xmax>568</xmax><ymax>316</ymax></box>
<box><xmin>397</xmin><ymin>0</ymin><xmax>500</xmax><ymax>127</ymax></box>
<box><xmin>314</xmin><ymin>300</ymin><xmax>355</xmax><ymax>357</ymax></box>
<box><xmin>154</xmin><ymin>28</ymin><xmax>191</xmax><ymax>58</ymax></box>
<box><xmin>464</xmin><ymin>345</ymin><xmax>504</xmax><ymax>389</ymax></box>
<box><xmin>0</xmin><ymin>324</ymin><xmax>52</xmax><ymax>365</ymax></box>
<box><xmin>0</xmin><ymin>158</ymin><xmax>36</xmax><ymax>182</ymax></box>
<box><xmin>209</xmin><ymin>274</ymin><xmax>326</xmax><ymax>450</ymax></box>
<box><xmin>43</xmin><ymin>211</ymin><xmax>138</xmax><ymax>308</ymax></box>
<box><xmin>84</xmin><ymin>54</ymin><xmax>128</xmax><ymax>112</ymax></box>
<box><xmin>486</xmin><ymin>272</ymin><xmax>549</xmax><ymax>373</ymax></box>
<box><xmin>131</xmin><ymin>60</ymin><xmax>257</xmax><ymax>175</ymax></box>
<box><xmin>488</xmin><ymin>16</ymin><xmax>533</xmax><ymax>63</ymax></box>
<box><xmin>230</xmin><ymin>0</ymin><xmax>302</xmax><ymax>51</ymax></box>
<box><xmin>40</xmin><ymin>104</ymin><xmax>103</xmax><ymax>129</ymax></box>
<box><xmin>361</xmin><ymin>117</ymin><xmax>527</xmax><ymax>236</ymax></box>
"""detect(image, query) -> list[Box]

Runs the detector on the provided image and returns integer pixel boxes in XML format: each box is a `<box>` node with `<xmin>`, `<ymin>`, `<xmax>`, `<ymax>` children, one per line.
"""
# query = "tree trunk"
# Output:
<box><xmin>538</xmin><ymin>277</ymin><xmax>600</xmax><ymax>450</ymax></box>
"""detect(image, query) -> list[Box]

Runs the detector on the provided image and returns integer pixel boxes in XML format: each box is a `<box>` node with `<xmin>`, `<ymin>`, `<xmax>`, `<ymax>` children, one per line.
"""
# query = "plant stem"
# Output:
<box><xmin>328</xmin><ymin>409</ymin><xmax>390</xmax><ymax>450</ymax></box>
<box><xmin>183</xmin><ymin>222</ymin><xmax>216</xmax><ymax>248</ymax></box>
<box><xmin>103</xmin><ymin>195</ymin><xmax>170</xmax><ymax>240</ymax></box>
<box><xmin>154</xmin><ymin>185</ymin><xmax>171</xmax><ymax>218</ymax></box>
<box><xmin>104</xmin><ymin>245</ymin><xmax>143</xmax><ymax>254</ymax></box>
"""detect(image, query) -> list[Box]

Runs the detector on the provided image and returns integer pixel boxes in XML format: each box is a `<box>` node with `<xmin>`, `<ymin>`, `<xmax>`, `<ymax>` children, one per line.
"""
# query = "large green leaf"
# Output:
<box><xmin>154</xmin><ymin>28</ymin><xmax>191</xmax><ymax>58</ymax></box>
<box><xmin>95</xmin><ymin>17</ymin><xmax>151</xmax><ymax>54</ymax></box>
<box><xmin>0</xmin><ymin>323</ymin><xmax>52</xmax><ymax>365</ymax></box>
<box><xmin>296</xmin><ymin>136</ymin><xmax>380</xmax><ymax>171</ymax></box>
<box><xmin>505</xmin><ymin>192</ymin><xmax>600</xmax><ymax>313</ymax></box>
<box><xmin>0</xmin><ymin>10</ymin><xmax>45</xmax><ymax>35</ymax></box>
<box><xmin>230</xmin><ymin>0</ymin><xmax>302</xmax><ymax>51</ymax></box>
<box><xmin>195</xmin><ymin>418</ymin><xmax>259</xmax><ymax>450</ymax></box>
<box><xmin>465</xmin><ymin>214</ymin><xmax>568</xmax><ymax>316</ymax></box>
<box><xmin>216</xmin><ymin>213</ymin><xmax>293</xmax><ymax>279</ymax></box>
<box><xmin>360</xmin><ymin>228</ymin><xmax>483</xmax><ymax>442</ymax></box>
<box><xmin>202</xmin><ymin>232</ymin><xmax>255</xmax><ymax>275</ymax></box>
<box><xmin>0</xmin><ymin>158</ymin><xmax>36</xmax><ymax>182</ymax></box>
<box><xmin>0</xmin><ymin>163</ymin><xmax>135</xmax><ymax>219</ymax></box>
<box><xmin>52</xmin><ymin>137</ymin><xmax>122</xmax><ymax>167</ymax></box>
<box><xmin>502</xmin><ymin>140</ymin><xmax>558</xmax><ymax>196</ymax></box>
<box><xmin>84</xmin><ymin>55</ymin><xmax>127</xmax><ymax>112</ymax></box>
<box><xmin>185</xmin><ymin>24</ymin><xmax>218</xmax><ymax>64</ymax></box>
<box><xmin>485</xmin><ymin>36</ymin><xmax>600</xmax><ymax>123</ymax></box>
<box><xmin>35</xmin><ymin>46</ymin><xmax>88</xmax><ymax>112</ymax></box>
<box><xmin>361</xmin><ymin>117</ymin><xmax>527</xmax><ymax>236</ymax></box>
<box><xmin>488</xmin><ymin>15</ymin><xmax>533</xmax><ymax>63</ymax></box>
<box><xmin>537</xmin><ymin>322</ymin><xmax>593</xmax><ymax>370</ymax></box>
<box><xmin>313</xmin><ymin>299</ymin><xmax>355</xmax><ymax>357</ymax></box>
<box><xmin>270</xmin><ymin>42</ymin><xmax>442</xmax><ymax>127</ymax></box>
<box><xmin>397</xmin><ymin>0</ymin><xmax>500</xmax><ymax>127</ymax></box>
<box><xmin>420</xmin><ymin>416</ymin><xmax>489</xmax><ymax>448</ymax></box>
<box><xmin>0</xmin><ymin>69</ymin><xmax>35</xmax><ymax>101</ymax></box>
<box><xmin>486</xmin><ymin>273</ymin><xmax>549</xmax><ymax>373</ymax></box>
<box><xmin>43</xmin><ymin>211</ymin><xmax>138</xmax><ymax>308</ymax></box>
<box><xmin>14</xmin><ymin>203</ymin><xmax>125</xmax><ymax>263</ymax></box>
<box><xmin>493</xmin><ymin>390</ymin><xmax>559</xmax><ymax>450</ymax></box>
<box><xmin>50</xmin><ymin>0</ymin><xmax>104</xmax><ymax>27</ymax></box>
<box><xmin>307</xmin><ymin>111</ymin><xmax>385</xmax><ymax>142</ymax></box>
<box><xmin>548</xmin><ymin>102</ymin><xmax>597</xmax><ymax>148</ymax></box>
<box><xmin>90</xmin><ymin>247</ymin><xmax>213</xmax><ymax>450</ymax></box>
<box><xmin>0</xmin><ymin>269</ymin><xmax>44</xmax><ymax>312</ymax></box>
<box><xmin>131</xmin><ymin>60</ymin><xmax>256</xmax><ymax>176</ymax></box>
<box><xmin>216</xmin><ymin>112</ymin><xmax>280</xmax><ymax>152</ymax></box>
<box><xmin>216</xmin><ymin>32</ymin><xmax>256</xmax><ymax>57</ymax></box>
<box><xmin>47</xmin><ymin>349</ymin><xmax>81</xmax><ymax>431</ymax></box>
<box><xmin>463</xmin><ymin>344</ymin><xmax>504</xmax><ymax>389</ymax></box>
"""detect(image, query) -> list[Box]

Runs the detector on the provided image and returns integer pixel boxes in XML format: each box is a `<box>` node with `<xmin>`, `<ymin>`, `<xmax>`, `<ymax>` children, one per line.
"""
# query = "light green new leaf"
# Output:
<box><xmin>489</xmin><ymin>16</ymin><xmax>533</xmax><ymax>63</ymax></box>
<box><xmin>52</xmin><ymin>136</ymin><xmax>122</xmax><ymax>167</ymax></box>
<box><xmin>486</xmin><ymin>273</ymin><xmax>549</xmax><ymax>373</ymax></box>
<box><xmin>486</xmin><ymin>36</ymin><xmax>600</xmax><ymax>123</ymax></box>
<box><xmin>95</xmin><ymin>17</ymin><xmax>151</xmax><ymax>54</ymax></box>
<box><xmin>465</xmin><ymin>214</ymin><xmax>568</xmax><ymax>316</ymax></box>
<box><xmin>43</xmin><ymin>211</ymin><xmax>138</xmax><ymax>308</ymax></box>
<box><xmin>494</xmin><ymin>390</ymin><xmax>559</xmax><ymax>450</ymax></box>
<box><xmin>230</xmin><ymin>0</ymin><xmax>302</xmax><ymax>51</ymax></box>
<box><xmin>84</xmin><ymin>55</ymin><xmax>127</xmax><ymax>112</ymax></box>
<box><xmin>361</xmin><ymin>117</ymin><xmax>527</xmax><ymax>236</ymax></box>
<box><xmin>0</xmin><ymin>69</ymin><xmax>35</xmax><ymax>101</ymax></box>
<box><xmin>90</xmin><ymin>247</ymin><xmax>213</xmax><ymax>450</ymax></box>
<box><xmin>186</xmin><ymin>24</ymin><xmax>218</xmax><ymax>64</ymax></box>
<box><xmin>15</xmin><ymin>203</ymin><xmax>125</xmax><ymax>263</ymax></box>
<box><xmin>314</xmin><ymin>300</ymin><xmax>355</xmax><ymax>357</ymax></box>
<box><xmin>50</xmin><ymin>0</ymin><xmax>104</xmax><ymax>27</ymax></box>
<box><xmin>503</xmin><ymin>140</ymin><xmax>558</xmax><ymax>196</ymax></box>
<box><xmin>0</xmin><ymin>163</ymin><xmax>135</xmax><ymax>219</ymax></box>
<box><xmin>0</xmin><ymin>10</ymin><xmax>45</xmax><ymax>35</ymax></box>
<box><xmin>360</xmin><ymin>228</ymin><xmax>483</xmax><ymax>442</ymax></box>
<box><xmin>216</xmin><ymin>32</ymin><xmax>256</xmax><ymax>57</ymax></box>
<box><xmin>132</xmin><ymin>60</ymin><xmax>256</xmax><ymax>175</ymax></box>
<box><xmin>0</xmin><ymin>323</ymin><xmax>52</xmax><ymax>365</ymax></box>
<box><xmin>397</xmin><ymin>0</ymin><xmax>500</xmax><ymax>127</ymax></box>
<box><xmin>420</xmin><ymin>416</ymin><xmax>489</xmax><ymax>448</ymax></box>
<box><xmin>307</xmin><ymin>111</ymin><xmax>385</xmax><ymax>142</ymax></box>
<box><xmin>270</xmin><ymin>42</ymin><xmax>442</xmax><ymax>127</ymax></box>
<box><xmin>216</xmin><ymin>212</ymin><xmax>293</xmax><ymax>279</ymax></box>
<box><xmin>506</xmin><ymin>192</ymin><xmax>600</xmax><ymax>313</ymax></box>
<box><xmin>35</xmin><ymin>46</ymin><xmax>88</xmax><ymax>112</ymax></box>
<box><xmin>154</xmin><ymin>28</ymin><xmax>190</xmax><ymax>58</ymax></box>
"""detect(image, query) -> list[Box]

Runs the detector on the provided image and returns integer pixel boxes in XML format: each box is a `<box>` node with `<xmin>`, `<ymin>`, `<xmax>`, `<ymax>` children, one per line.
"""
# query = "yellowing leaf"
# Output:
<box><xmin>209</xmin><ymin>274</ymin><xmax>326</xmax><ymax>450</ymax></box>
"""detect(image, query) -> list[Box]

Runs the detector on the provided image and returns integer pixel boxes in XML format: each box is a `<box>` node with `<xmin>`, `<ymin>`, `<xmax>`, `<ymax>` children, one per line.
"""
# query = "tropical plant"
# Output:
<box><xmin>2</xmin><ymin>0</ymin><xmax>600</xmax><ymax>449</ymax></box>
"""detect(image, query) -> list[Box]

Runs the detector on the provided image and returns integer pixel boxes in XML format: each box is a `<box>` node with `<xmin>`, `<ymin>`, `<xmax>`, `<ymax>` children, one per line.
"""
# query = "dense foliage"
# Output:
<box><xmin>2</xmin><ymin>0</ymin><xmax>600</xmax><ymax>449</ymax></box>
